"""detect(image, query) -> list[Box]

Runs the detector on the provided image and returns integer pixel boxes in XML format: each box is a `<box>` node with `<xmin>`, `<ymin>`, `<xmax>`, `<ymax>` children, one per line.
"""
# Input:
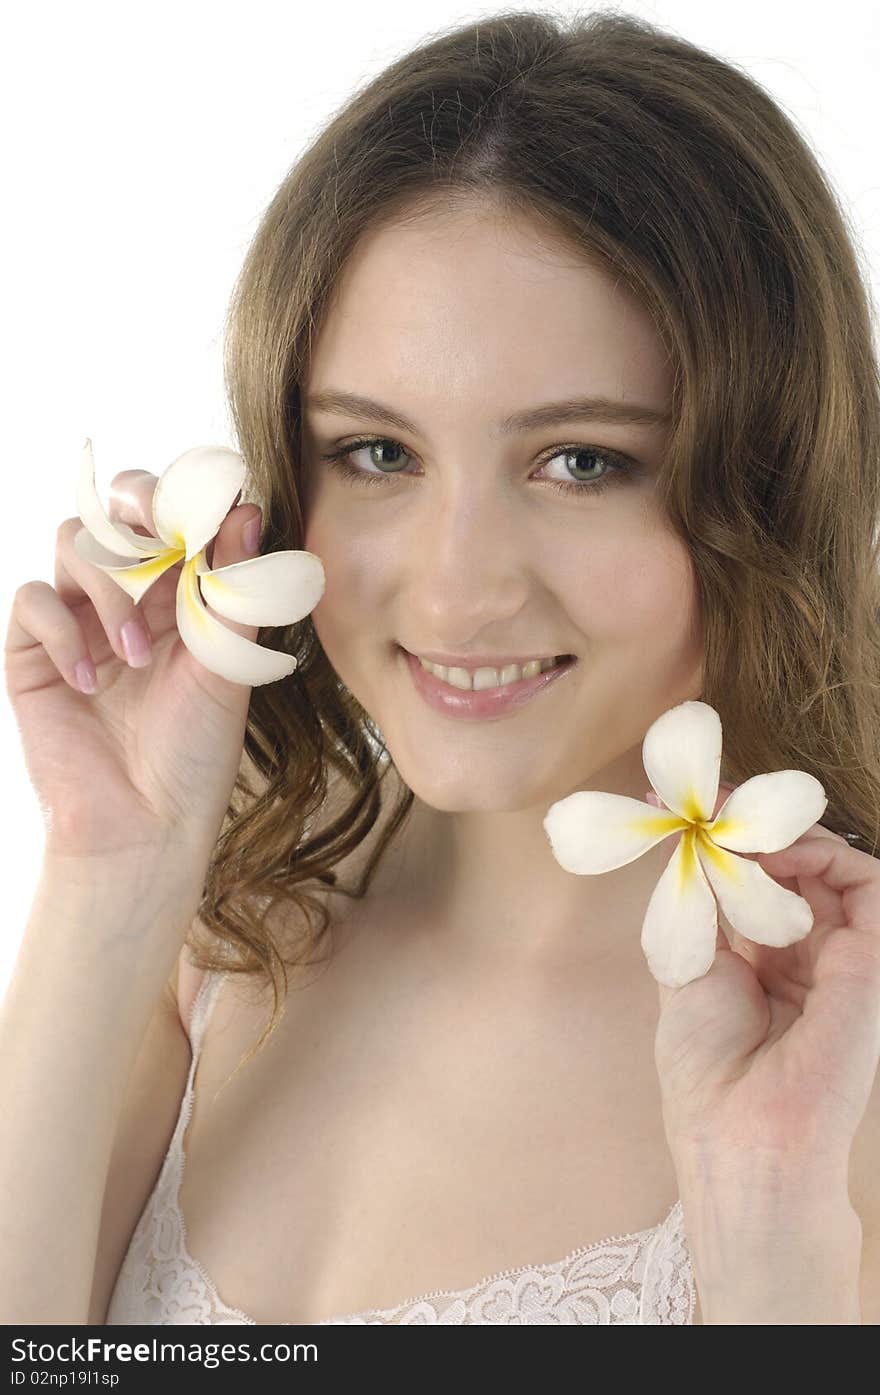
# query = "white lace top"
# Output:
<box><xmin>105</xmin><ymin>968</ymin><xmax>696</xmax><ymax>1325</ymax></box>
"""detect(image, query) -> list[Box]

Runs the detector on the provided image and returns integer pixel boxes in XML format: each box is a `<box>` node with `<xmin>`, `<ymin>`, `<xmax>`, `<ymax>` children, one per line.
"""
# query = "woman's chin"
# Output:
<box><xmin>389</xmin><ymin>759</ymin><xmax>561</xmax><ymax>815</ymax></box>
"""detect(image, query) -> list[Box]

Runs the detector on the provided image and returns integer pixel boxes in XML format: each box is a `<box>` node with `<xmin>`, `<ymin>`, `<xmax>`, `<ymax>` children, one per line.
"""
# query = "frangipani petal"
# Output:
<box><xmin>176</xmin><ymin>551</ymin><xmax>298</xmax><ymax>685</ymax></box>
<box><xmin>77</xmin><ymin>439</ymin><xmax>169</xmax><ymax>559</ymax></box>
<box><xmin>542</xmin><ymin>696</ymin><xmax>827</xmax><ymax>986</ymax></box>
<box><xmin>152</xmin><ymin>446</ymin><xmax>247</xmax><ymax>561</ymax></box>
<box><xmin>640</xmin><ymin>829</ymin><xmax>719</xmax><ymax>987</ymax></box>
<box><xmin>195</xmin><ymin>548</ymin><xmax>326</xmax><ymax>627</ymax></box>
<box><xmin>72</xmin><ymin>526</ymin><xmax>184</xmax><ymax>603</ymax></box>
<box><xmin>543</xmin><ymin>790</ymin><xmax>689</xmax><ymax>874</ymax></box>
<box><xmin>696</xmin><ymin>832</ymin><xmax>814</xmax><ymax>947</ymax></box>
<box><xmin>642</xmin><ymin>700</ymin><xmax>722</xmax><ymax>823</ymax></box>
<box><xmin>75</xmin><ymin>439</ymin><xmax>328</xmax><ymax>685</ymax></box>
<box><xmin>705</xmin><ymin>769</ymin><xmax>828</xmax><ymax>853</ymax></box>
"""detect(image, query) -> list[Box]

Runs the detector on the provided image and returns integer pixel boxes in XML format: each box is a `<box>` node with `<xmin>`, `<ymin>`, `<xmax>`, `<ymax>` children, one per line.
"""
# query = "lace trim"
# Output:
<box><xmin>106</xmin><ymin>968</ymin><xmax>695</xmax><ymax>1325</ymax></box>
<box><xmin>314</xmin><ymin>1199</ymin><xmax>694</xmax><ymax>1324</ymax></box>
<box><xmin>106</xmin><ymin>970</ymin><xmax>253</xmax><ymax>1325</ymax></box>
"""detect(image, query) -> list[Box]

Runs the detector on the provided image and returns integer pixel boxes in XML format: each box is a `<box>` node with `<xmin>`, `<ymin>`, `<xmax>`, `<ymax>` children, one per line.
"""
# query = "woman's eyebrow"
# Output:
<box><xmin>303</xmin><ymin>389</ymin><xmax>670</xmax><ymax>435</ymax></box>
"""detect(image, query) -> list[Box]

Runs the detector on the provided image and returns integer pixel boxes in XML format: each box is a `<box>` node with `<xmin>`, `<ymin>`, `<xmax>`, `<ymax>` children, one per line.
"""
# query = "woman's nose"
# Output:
<box><xmin>403</xmin><ymin>478</ymin><xmax>533</xmax><ymax>638</ymax></box>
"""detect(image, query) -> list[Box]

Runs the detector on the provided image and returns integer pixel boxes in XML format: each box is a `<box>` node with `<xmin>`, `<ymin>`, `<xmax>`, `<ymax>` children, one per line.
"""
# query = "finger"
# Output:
<box><xmin>201</xmin><ymin>500</ymin><xmax>262</xmax><ymax>643</ymax></box>
<box><xmin>5</xmin><ymin>579</ymin><xmax>101</xmax><ymax>695</ymax></box>
<box><xmin>55</xmin><ymin>471</ymin><xmax>164</xmax><ymax>605</ymax></box>
<box><xmin>53</xmin><ymin>516</ymin><xmax>155</xmax><ymax>669</ymax></box>
<box><xmin>712</xmin><ymin>781</ymin><xmax>850</xmax><ymax>848</ymax></box>
<box><xmin>710</xmin><ymin>782</ymin><xmax>839</xmax><ymax>896</ymax></box>
<box><xmin>106</xmin><ymin>469</ymin><xmax>162</xmax><ymax>536</ymax></box>
<box><xmin>53</xmin><ymin>471</ymin><xmax>167</xmax><ymax>669</ymax></box>
<box><xmin>107</xmin><ymin>470</ymin><xmax>256</xmax><ymax>594</ymax></box>
<box><xmin>757</xmin><ymin>837</ymin><xmax>880</xmax><ymax>935</ymax></box>
<box><xmin>711</xmin><ymin>780</ymin><xmax>735</xmax><ymax>820</ymax></box>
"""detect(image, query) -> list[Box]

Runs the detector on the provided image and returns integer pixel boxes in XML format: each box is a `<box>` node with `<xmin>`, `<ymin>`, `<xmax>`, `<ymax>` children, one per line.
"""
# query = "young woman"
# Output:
<box><xmin>3</xmin><ymin>10</ymin><xmax>879</xmax><ymax>1326</ymax></box>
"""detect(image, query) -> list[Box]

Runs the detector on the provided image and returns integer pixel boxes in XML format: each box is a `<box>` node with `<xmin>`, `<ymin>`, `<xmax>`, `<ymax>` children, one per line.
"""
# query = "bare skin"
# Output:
<box><xmin>177</xmin><ymin>198</ymin><xmax>707</xmax><ymax>1324</ymax></box>
<box><xmin>179</xmin><ymin>785</ymin><xmax>704</xmax><ymax>1324</ymax></box>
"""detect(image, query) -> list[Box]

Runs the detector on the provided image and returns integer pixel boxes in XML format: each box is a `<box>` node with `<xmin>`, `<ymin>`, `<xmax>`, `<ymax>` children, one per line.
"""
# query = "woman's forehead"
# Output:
<box><xmin>304</xmin><ymin>218</ymin><xmax>673</xmax><ymax>423</ymax></box>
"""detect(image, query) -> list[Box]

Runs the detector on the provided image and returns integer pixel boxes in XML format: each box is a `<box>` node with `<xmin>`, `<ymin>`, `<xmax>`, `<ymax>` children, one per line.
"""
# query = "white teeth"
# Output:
<box><xmin>446</xmin><ymin>666</ymin><xmax>472</xmax><ymax>690</ymax></box>
<box><xmin>473</xmin><ymin>666</ymin><xmax>501</xmax><ymax>691</ymax></box>
<box><xmin>417</xmin><ymin>654</ymin><xmax>566</xmax><ymax>691</ymax></box>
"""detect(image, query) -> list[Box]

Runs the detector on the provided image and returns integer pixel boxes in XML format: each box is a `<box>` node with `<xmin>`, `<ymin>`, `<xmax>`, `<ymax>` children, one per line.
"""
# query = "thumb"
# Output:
<box><xmin>656</xmin><ymin>920</ymin><xmax>731</xmax><ymax>1011</ymax></box>
<box><xmin>203</xmin><ymin>503</ymin><xmax>262</xmax><ymax>643</ymax></box>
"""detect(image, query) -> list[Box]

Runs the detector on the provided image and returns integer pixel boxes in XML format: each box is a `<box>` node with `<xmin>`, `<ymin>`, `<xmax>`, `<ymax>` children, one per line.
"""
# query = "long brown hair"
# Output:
<box><xmin>191</xmin><ymin>7</ymin><xmax>880</xmax><ymax>1065</ymax></box>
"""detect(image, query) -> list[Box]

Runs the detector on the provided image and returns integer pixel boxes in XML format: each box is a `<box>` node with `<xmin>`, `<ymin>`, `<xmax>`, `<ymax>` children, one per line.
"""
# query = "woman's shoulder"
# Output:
<box><xmin>171</xmin><ymin>912</ymin><xmax>310</xmax><ymax>1038</ymax></box>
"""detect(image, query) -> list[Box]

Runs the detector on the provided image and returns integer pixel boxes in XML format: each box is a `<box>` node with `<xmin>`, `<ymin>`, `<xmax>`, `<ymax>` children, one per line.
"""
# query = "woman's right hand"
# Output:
<box><xmin>4</xmin><ymin>469</ymin><xmax>266</xmax><ymax>862</ymax></box>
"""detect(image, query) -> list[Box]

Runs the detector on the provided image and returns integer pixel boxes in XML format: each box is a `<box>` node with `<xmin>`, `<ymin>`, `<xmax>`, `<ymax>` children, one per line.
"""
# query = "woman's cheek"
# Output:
<box><xmin>596</xmin><ymin>522</ymin><xmax>699</xmax><ymax>638</ymax></box>
<box><xmin>303</xmin><ymin>515</ymin><xmax>391</xmax><ymax>659</ymax></box>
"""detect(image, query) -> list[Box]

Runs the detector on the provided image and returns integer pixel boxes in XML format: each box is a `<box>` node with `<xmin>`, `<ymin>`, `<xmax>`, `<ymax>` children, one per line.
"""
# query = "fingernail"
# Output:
<box><xmin>75</xmin><ymin>659</ymin><xmax>98</xmax><ymax>694</ymax></box>
<box><xmin>243</xmin><ymin>515</ymin><xmax>261</xmax><ymax>554</ymax></box>
<box><xmin>121</xmin><ymin>619</ymin><xmax>151</xmax><ymax>666</ymax></box>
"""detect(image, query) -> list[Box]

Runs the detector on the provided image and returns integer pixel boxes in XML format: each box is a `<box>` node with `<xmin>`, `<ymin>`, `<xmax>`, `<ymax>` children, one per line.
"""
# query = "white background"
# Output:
<box><xmin>2</xmin><ymin>0</ymin><xmax>878</xmax><ymax>993</ymax></box>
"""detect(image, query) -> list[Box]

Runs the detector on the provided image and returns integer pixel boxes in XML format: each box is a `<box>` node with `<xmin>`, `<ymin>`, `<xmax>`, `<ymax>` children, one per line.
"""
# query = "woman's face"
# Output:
<box><xmin>300</xmin><ymin>202</ymin><xmax>704</xmax><ymax>813</ymax></box>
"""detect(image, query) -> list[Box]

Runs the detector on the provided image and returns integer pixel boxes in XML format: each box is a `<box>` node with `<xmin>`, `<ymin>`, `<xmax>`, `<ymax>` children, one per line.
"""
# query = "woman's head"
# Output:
<box><xmin>299</xmin><ymin>196</ymin><xmax>703</xmax><ymax>814</ymax></box>
<box><xmin>197</xmin><ymin>8</ymin><xmax>880</xmax><ymax>1054</ymax></box>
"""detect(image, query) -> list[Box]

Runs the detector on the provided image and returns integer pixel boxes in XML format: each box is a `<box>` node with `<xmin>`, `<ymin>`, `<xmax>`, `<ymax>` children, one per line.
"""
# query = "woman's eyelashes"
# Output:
<box><xmin>318</xmin><ymin>435</ymin><xmax>640</xmax><ymax>497</ymax></box>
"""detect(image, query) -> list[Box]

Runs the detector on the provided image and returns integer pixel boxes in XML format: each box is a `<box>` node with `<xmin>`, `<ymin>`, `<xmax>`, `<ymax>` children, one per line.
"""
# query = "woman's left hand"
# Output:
<box><xmin>651</xmin><ymin>780</ymin><xmax>880</xmax><ymax>1188</ymax></box>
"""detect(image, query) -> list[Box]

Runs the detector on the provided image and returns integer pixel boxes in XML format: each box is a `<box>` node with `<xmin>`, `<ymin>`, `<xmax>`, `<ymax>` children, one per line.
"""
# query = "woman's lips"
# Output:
<box><xmin>400</xmin><ymin>645</ymin><xmax>577</xmax><ymax>720</ymax></box>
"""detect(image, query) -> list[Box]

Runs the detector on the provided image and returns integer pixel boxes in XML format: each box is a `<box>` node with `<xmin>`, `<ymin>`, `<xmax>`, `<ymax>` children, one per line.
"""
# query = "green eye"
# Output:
<box><xmin>320</xmin><ymin>436</ymin><xmax>639</xmax><ymax>496</ymax></box>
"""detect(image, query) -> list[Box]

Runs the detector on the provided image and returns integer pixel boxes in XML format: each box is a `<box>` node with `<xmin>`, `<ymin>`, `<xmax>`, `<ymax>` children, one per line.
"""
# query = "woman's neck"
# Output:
<box><xmin>340</xmin><ymin>749</ymin><xmax>670</xmax><ymax>973</ymax></box>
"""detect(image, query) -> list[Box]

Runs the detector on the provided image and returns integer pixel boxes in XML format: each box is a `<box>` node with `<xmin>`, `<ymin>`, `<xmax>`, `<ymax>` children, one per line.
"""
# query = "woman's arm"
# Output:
<box><xmin>678</xmin><ymin>1062</ymin><xmax>880</xmax><ymax>1321</ymax></box>
<box><xmin>0</xmin><ymin>852</ymin><xmax>206</xmax><ymax>1324</ymax></box>
<box><xmin>679</xmin><ymin>1166</ymin><xmax>865</xmax><ymax>1323</ymax></box>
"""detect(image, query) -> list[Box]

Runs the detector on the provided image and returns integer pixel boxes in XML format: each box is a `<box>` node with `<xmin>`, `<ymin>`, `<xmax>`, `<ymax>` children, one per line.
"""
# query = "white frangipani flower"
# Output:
<box><xmin>72</xmin><ymin>439</ymin><xmax>325</xmax><ymax>686</ymax></box>
<box><xmin>543</xmin><ymin>699</ymin><xmax>828</xmax><ymax>988</ymax></box>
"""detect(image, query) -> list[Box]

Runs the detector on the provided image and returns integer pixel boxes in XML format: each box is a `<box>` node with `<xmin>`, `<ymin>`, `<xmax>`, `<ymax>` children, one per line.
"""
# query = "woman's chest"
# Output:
<box><xmin>178</xmin><ymin>945</ymin><xmax>696</xmax><ymax>1324</ymax></box>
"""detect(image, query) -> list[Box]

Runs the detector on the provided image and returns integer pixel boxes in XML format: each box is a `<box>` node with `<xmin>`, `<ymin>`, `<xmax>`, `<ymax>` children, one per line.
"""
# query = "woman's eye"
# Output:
<box><xmin>321</xmin><ymin>437</ymin><xmax>413</xmax><ymax>484</ymax></box>
<box><xmin>319</xmin><ymin>436</ymin><xmax>638</xmax><ymax>496</ymax></box>
<box><xmin>539</xmin><ymin>446</ymin><xmax>633</xmax><ymax>494</ymax></box>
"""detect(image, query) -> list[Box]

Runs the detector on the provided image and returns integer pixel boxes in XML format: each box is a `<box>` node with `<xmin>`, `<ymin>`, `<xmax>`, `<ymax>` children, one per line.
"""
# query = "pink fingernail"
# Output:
<box><xmin>121</xmin><ymin>619</ymin><xmax>151</xmax><ymax>666</ymax></box>
<box><xmin>243</xmin><ymin>516</ymin><xmax>261</xmax><ymax>554</ymax></box>
<box><xmin>76</xmin><ymin>659</ymin><xmax>98</xmax><ymax>694</ymax></box>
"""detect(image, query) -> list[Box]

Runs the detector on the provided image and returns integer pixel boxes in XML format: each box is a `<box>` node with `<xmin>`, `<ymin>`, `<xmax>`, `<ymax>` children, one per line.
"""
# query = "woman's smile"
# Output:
<box><xmin>400</xmin><ymin>643</ymin><xmax>578</xmax><ymax>720</ymax></box>
<box><xmin>301</xmin><ymin>204</ymin><xmax>703</xmax><ymax>813</ymax></box>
